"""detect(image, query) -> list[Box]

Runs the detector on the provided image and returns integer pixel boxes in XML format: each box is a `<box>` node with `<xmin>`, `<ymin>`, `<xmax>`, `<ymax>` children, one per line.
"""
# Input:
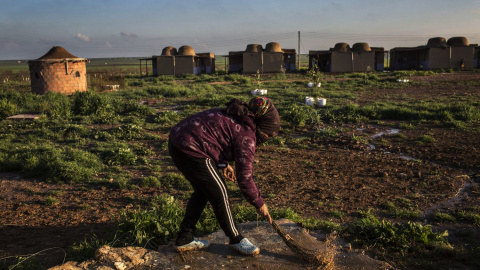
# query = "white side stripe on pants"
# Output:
<box><xmin>205</xmin><ymin>159</ymin><xmax>239</xmax><ymax>236</ymax></box>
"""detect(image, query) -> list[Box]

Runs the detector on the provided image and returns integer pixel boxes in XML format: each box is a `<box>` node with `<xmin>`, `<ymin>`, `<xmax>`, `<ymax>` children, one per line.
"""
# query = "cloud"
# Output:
<box><xmin>75</xmin><ymin>33</ymin><xmax>91</xmax><ymax>42</ymax></box>
<box><xmin>120</xmin><ymin>31</ymin><xmax>138</xmax><ymax>38</ymax></box>
<box><xmin>105</xmin><ymin>41</ymin><xmax>113</xmax><ymax>48</ymax></box>
<box><xmin>4</xmin><ymin>41</ymin><xmax>19</xmax><ymax>50</ymax></box>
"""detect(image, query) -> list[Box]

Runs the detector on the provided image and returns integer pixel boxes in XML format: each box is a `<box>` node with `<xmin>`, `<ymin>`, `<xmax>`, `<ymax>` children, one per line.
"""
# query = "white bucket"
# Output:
<box><xmin>251</xmin><ymin>89</ymin><xmax>268</xmax><ymax>95</ymax></box>
<box><xmin>305</xmin><ymin>96</ymin><xmax>315</xmax><ymax>105</ymax></box>
<box><xmin>317</xmin><ymin>98</ymin><xmax>327</xmax><ymax>106</ymax></box>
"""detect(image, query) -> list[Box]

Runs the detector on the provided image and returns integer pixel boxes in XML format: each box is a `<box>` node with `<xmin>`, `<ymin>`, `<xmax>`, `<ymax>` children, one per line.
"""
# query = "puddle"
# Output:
<box><xmin>366</xmin><ymin>127</ymin><xmax>474</xmax><ymax>219</ymax></box>
<box><xmin>423</xmin><ymin>180</ymin><xmax>472</xmax><ymax>217</ymax></box>
<box><xmin>367</xmin><ymin>129</ymin><xmax>399</xmax><ymax>150</ymax></box>
<box><xmin>371</xmin><ymin>129</ymin><xmax>399</xmax><ymax>139</ymax></box>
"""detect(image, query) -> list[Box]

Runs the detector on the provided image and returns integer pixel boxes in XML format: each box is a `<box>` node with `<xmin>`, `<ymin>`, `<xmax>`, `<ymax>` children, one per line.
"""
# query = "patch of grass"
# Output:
<box><xmin>117</xmin><ymin>195</ymin><xmax>184</xmax><ymax>248</ymax></box>
<box><xmin>263</xmin><ymin>136</ymin><xmax>285</xmax><ymax>146</ymax></box>
<box><xmin>153</xmin><ymin>111</ymin><xmax>180</xmax><ymax>125</ymax></box>
<box><xmin>328</xmin><ymin>210</ymin><xmax>345</xmax><ymax>218</ymax></box>
<box><xmin>398</xmin><ymin>122</ymin><xmax>416</xmax><ymax>130</ymax></box>
<box><xmin>48</xmin><ymin>190</ymin><xmax>63</xmax><ymax>197</ymax></box>
<box><xmin>140</xmin><ymin>176</ymin><xmax>162</xmax><ymax>188</ymax></box>
<box><xmin>382</xmin><ymin>200</ymin><xmax>421</xmax><ymax>220</ymax></box>
<box><xmin>0</xmin><ymin>256</ymin><xmax>47</xmax><ymax>270</ymax></box>
<box><xmin>161</xmin><ymin>173</ymin><xmax>191</xmax><ymax>191</ymax></box>
<box><xmin>348</xmin><ymin>216</ymin><xmax>450</xmax><ymax>252</ymax></box>
<box><xmin>455</xmin><ymin>211</ymin><xmax>480</xmax><ymax>225</ymax></box>
<box><xmin>433</xmin><ymin>212</ymin><xmax>457</xmax><ymax>223</ymax></box>
<box><xmin>416</xmin><ymin>134</ymin><xmax>436</xmax><ymax>144</ymax></box>
<box><xmin>282</xmin><ymin>103</ymin><xmax>321</xmax><ymax>127</ymax></box>
<box><xmin>92</xmin><ymin>142</ymin><xmax>138</xmax><ymax>166</ymax></box>
<box><xmin>313</xmin><ymin>127</ymin><xmax>341</xmax><ymax>138</ymax></box>
<box><xmin>0</xmin><ymin>143</ymin><xmax>103</xmax><ymax>183</ymax></box>
<box><xmin>44</xmin><ymin>196</ymin><xmax>59</xmax><ymax>206</ymax></box>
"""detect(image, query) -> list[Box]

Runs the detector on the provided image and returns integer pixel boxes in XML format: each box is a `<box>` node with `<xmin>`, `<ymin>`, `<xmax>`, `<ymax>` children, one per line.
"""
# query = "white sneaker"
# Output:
<box><xmin>175</xmin><ymin>238</ymin><xmax>210</xmax><ymax>252</ymax></box>
<box><xmin>229</xmin><ymin>238</ymin><xmax>260</xmax><ymax>256</ymax></box>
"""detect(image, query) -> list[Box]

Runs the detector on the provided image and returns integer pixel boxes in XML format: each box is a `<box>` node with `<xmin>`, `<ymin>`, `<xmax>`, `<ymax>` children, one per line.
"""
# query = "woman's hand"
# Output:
<box><xmin>223</xmin><ymin>164</ymin><xmax>236</xmax><ymax>182</ymax></box>
<box><xmin>256</xmin><ymin>204</ymin><xmax>273</xmax><ymax>224</ymax></box>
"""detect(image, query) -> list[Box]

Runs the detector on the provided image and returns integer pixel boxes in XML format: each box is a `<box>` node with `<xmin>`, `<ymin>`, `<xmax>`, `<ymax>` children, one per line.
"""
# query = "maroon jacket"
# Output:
<box><xmin>169</xmin><ymin>108</ymin><xmax>264</xmax><ymax>208</ymax></box>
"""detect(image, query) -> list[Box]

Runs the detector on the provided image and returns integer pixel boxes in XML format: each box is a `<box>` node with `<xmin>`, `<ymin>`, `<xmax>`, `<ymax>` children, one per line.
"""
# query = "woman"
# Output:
<box><xmin>168</xmin><ymin>96</ymin><xmax>280</xmax><ymax>255</ymax></box>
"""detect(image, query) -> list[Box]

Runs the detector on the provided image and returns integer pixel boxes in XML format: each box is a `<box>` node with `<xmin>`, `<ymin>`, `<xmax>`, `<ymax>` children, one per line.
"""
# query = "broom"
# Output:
<box><xmin>270</xmin><ymin>220</ymin><xmax>327</xmax><ymax>266</ymax></box>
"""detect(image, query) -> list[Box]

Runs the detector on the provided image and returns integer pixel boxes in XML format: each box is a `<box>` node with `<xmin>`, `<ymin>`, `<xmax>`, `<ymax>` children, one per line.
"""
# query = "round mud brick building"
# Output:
<box><xmin>28</xmin><ymin>46</ymin><xmax>88</xmax><ymax>95</ymax></box>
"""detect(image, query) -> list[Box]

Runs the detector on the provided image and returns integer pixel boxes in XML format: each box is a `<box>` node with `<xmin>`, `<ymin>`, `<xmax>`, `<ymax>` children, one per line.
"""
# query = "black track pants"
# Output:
<box><xmin>168</xmin><ymin>140</ymin><xmax>243</xmax><ymax>243</ymax></box>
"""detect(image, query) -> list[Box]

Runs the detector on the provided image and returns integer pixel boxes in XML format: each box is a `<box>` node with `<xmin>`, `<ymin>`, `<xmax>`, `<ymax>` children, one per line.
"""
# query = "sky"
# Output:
<box><xmin>1</xmin><ymin>0</ymin><xmax>480</xmax><ymax>60</ymax></box>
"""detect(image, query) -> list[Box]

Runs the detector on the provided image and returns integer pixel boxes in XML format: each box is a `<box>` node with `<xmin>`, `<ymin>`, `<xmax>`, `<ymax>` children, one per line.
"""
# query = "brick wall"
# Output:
<box><xmin>29</xmin><ymin>60</ymin><xmax>87</xmax><ymax>95</ymax></box>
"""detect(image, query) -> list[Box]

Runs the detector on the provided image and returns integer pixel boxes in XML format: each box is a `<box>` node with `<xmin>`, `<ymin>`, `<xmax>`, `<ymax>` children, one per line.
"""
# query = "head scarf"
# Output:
<box><xmin>225</xmin><ymin>97</ymin><xmax>280</xmax><ymax>145</ymax></box>
<box><xmin>248</xmin><ymin>97</ymin><xmax>281</xmax><ymax>144</ymax></box>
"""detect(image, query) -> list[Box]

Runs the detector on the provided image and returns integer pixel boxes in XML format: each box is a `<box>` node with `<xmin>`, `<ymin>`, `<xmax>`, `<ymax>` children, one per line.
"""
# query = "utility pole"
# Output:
<box><xmin>297</xmin><ymin>31</ymin><xmax>301</xmax><ymax>69</ymax></box>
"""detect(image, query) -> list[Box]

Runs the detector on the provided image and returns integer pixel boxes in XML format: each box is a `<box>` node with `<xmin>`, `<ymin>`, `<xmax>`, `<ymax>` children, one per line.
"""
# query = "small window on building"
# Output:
<box><xmin>35</xmin><ymin>73</ymin><xmax>39</xmax><ymax>79</ymax></box>
<box><xmin>75</xmin><ymin>71</ymin><xmax>81</xmax><ymax>77</ymax></box>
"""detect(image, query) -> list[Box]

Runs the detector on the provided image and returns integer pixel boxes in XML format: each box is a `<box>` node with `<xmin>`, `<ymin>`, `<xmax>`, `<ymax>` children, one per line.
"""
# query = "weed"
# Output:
<box><xmin>263</xmin><ymin>136</ymin><xmax>285</xmax><ymax>146</ymax></box>
<box><xmin>382</xmin><ymin>200</ymin><xmax>421</xmax><ymax>219</ymax></box>
<box><xmin>433</xmin><ymin>212</ymin><xmax>457</xmax><ymax>223</ymax></box>
<box><xmin>113</xmin><ymin>124</ymin><xmax>144</xmax><ymax>140</ymax></box>
<box><xmin>69</xmin><ymin>234</ymin><xmax>114</xmax><ymax>263</ymax></box>
<box><xmin>48</xmin><ymin>190</ymin><xmax>63</xmax><ymax>197</ymax></box>
<box><xmin>93</xmin><ymin>142</ymin><xmax>138</xmax><ymax>166</ymax></box>
<box><xmin>329</xmin><ymin>210</ymin><xmax>345</xmax><ymax>218</ymax></box>
<box><xmin>348</xmin><ymin>216</ymin><xmax>450</xmax><ymax>252</ymax></box>
<box><xmin>153</xmin><ymin>111</ymin><xmax>180</xmax><ymax>125</ymax></box>
<box><xmin>0</xmin><ymin>256</ymin><xmax>46</xmax><ymax>270</ymax></box>
<box><xmin>416</xmin><ymin>134</ymin><xmax>436</xmax><ymax>144</ymax></box>
<box><xmin>117</xmin><ymin>195</ymin><xmax>185</xmax><ymax>248</ymax></box>
<box><xmin>161</xmin><ymin>173</ymin><xmax>191</xmax><ymax>190</ymax></box>
<box><xmin>455</xmin><ymin>211</ymin><xmax>480</xmax><ymax>225</ymax></box>
<box><xmin>313</xmin><ymin>127</ymin><xmax>341</xmax><ymax>138</ymax></box>
<box><xmin>398</xmin><ymin>122</ymin><xmax>416</xmax><ymax>130</ymax></box>
<box><xmin>282</xmin><ymin>103</ymin><xmax>321</xmax><ymax>127</ymax></box>
<box><xmin>45</xmin><ymin>196</ymin><xmax>59</xmax><ymax>206</ymax></box>
<box><xmin>1</xmin><ymin>143</ymin><xmax>103</xmax><ymax>183</ymax></box>
<box><xmin>141</xmin><ymin>176</ymin><xmax>162</xmax><ymax>188</ymax></box>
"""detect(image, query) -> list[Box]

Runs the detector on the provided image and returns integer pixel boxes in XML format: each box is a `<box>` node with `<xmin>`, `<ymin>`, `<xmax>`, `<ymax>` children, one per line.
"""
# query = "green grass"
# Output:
<box><xmin>347</xmin><ymin>216</ymin><xmax>450</xmax><ymax>252</ymax></box>
<box><xmin>0</xmin><ymin>67</ymin><xmax>479</xmax><ymax>269</ymax></box>
<box><xmin>433</xmin><ymin>212</ymin><xmax>457</xmax><ymax>223</ymax></box>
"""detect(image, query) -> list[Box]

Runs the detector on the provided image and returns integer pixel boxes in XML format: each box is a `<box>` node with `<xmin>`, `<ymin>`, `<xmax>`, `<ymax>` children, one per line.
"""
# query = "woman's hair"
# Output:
<box><xmin>225</xmin><ymin>98</ymin><xmax>252</xmax><ymax>117</ymax></box>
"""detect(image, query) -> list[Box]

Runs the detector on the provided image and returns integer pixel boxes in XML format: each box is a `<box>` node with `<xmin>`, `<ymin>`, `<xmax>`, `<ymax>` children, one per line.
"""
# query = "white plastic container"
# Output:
<box><xmin>308</xmin><ymin>82</ymin><xmax>321</xmax><ymax>87</ymax></box>
<box><xmin>251</xmin><ymin>89</ymin><xmax>268</xmax><ymax>95</ymax></box>
<box><xmin>305</xmin><ymin>97</ymin><xmax>327</xmax><ymax>106</ymax></box>
<box><xmin>305</xmin><ymin>96</ymin><xmax>315</xmax><ymax>105</ymax></box>
<box><xmin>317</xmin><ymin>98</ymin><xmax>327</xmax><ymax>106</ymax></box>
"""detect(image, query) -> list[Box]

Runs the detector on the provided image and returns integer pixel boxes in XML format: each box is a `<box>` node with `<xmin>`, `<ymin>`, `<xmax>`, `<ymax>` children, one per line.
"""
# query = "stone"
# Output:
<box><xmin>49</xmin><ymin>219</ymin><xmax>396</xmax><ymax>270</ymax></box>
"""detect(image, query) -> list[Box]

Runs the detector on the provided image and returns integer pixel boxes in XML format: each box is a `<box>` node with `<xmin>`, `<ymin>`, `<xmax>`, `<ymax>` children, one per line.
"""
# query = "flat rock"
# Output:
<box><xmin>7</xmin><ymin>114</ymin><xmax>40</xmax><ymax>120</ymax></box>
<box><xmin>49</xmin><ymin>219</ymin><xmax>395</xmax><ymax>270</ymax></box>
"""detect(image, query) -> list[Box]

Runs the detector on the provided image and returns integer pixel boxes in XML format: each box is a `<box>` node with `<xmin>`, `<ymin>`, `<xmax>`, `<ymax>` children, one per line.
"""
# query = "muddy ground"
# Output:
<box><xmin>0</xmin><ymin>72</ymin><xmax>479</xmax><ymax>269</ymax></box>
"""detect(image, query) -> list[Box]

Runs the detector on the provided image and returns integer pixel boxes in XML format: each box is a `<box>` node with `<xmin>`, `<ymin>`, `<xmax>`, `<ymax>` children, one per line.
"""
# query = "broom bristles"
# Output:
<box><xmin>271</xmin><ymin>220</ymin><xmax>328</xmax><ymax>266</ymax></box>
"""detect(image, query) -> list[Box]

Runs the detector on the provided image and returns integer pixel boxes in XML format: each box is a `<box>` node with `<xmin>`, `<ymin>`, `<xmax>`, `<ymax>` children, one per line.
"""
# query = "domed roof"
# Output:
<box><xmin>332</xmin><ymin>43</ymin><xmax>351</xmax><ymax>52</ymax></box>
<box><xmin>38</xmin><ymin>46</ymin><xmax>80</xmax><ymax>60</ymax></box>
<box><xmin>351</xmin><ymin>43</ymin><xmax>371</xmax><ymax>52</ymax></box>
<box><xmin>161</xmin><ymin>46</ymin><xmax>177</xmax><ymax>56</ymax></box>
<box><xmin>245</xmin><ymin>44</ymin><xmax>263</xmax><ymax>53</ymax></box>
<box><xmin>177</xmin><ymin>45</ymin><xmax>196</xmax><ymax>56</ymax></box>
<box><xmin>427</xmin><ymin>37</ymin><xmax>447</xmax><ymax>47</ymax></box>
<box><xmin>265</xmin><ymin>42</ymin><xmax>283</xmax><ymax>53</ymax></box>
<box><xmin>447</xmin><ymin>37</ymin><xmax>469</xmax><ymax>46</ymax></box>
